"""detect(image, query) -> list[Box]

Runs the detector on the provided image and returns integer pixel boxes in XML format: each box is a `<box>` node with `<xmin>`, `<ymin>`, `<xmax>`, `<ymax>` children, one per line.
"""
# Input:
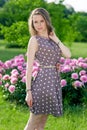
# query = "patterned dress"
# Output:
<box><xmin>30</xmin><ymin>35</ymin><xmax>63</xmax><ymax>117</ymax></box>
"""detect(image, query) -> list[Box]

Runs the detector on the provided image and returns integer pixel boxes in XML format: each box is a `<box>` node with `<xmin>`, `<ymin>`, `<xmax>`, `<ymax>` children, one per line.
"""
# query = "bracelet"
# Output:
<box><xmin>26</xmin><ymin>88</ymin><xmax>32</xmax><ymax>92</ymax></box>
<box><xmin>55</xmin><ymin>41</ymin><xmax>59</xmax><ymax>45</ymax></box>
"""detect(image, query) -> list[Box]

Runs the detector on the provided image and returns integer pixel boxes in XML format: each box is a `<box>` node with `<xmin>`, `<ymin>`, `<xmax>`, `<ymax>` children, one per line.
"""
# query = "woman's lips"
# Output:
<box><xmin>38</xmin><ymin>28</ymin><xmax>42</xmax><ymax>30</ymax></box>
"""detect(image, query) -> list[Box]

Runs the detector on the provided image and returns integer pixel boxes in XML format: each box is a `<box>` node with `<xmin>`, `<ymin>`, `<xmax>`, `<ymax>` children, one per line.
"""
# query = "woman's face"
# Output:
<box><xmin>32</xmin><ymin>14</ymin><xmax>47</xmax><ymax>35</ymax></box>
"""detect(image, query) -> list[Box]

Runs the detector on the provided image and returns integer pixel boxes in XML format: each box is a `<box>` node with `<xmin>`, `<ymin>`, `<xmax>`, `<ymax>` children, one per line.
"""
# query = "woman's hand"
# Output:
<box><xmin>25</xmin><ymin>91</ymin><xmax>33</xmax><ymax>107</ymax></box>
<box><xmin>49</xmin><ymin>31</ymin><xmax>59</xmax><ymax>44</ymax></box>
<box><xmin>49</xmin><ymin>31</ymin><xmax>71</xmax><ymax>58</ymax></box>
<box><xmin>56</xmin><ymin>63</ymin><xmax>60</xmax><ymax>71</ymax></box>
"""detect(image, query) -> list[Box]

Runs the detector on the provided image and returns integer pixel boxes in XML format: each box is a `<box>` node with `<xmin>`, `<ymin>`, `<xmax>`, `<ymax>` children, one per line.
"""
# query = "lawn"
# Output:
<box><xmin>0</xmin><ymin>40</ymin><xmax>87</xmax><ymax>130</ymax></box>
<box><xmin>0</xmin><ymin>91</ymin><xmax>29</xmax><ymax>130</ymax></box>
<box><xmin>0</xmin><ymin>40</ymin><xmax>87</xmax><ymax>61</ymax></box>
<box><xmin>0</xmin><ymin>40</ymin><xmax>26</xmax><ymax>62</ymax></box>
<box><xmin>0</xmin><ymin>91</ymin><xmax>87</xmax><ymax>130</ymax></box>
<box><xmin>71</xmin><ymin>42</ymin><xmax>87</xmax><ymax>58</ymax></box>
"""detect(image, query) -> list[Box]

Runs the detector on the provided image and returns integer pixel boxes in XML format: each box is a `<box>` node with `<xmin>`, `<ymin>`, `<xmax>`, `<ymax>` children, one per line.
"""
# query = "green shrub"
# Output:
<box><xmin>0</xmin><ymin>56</ymin><xmax>87</xmax><ymax>106</ymax></box>
<box><xmin>1</xmin><ymin>21</ymin><xmax>29</xmax><ymax>48</ymax></box>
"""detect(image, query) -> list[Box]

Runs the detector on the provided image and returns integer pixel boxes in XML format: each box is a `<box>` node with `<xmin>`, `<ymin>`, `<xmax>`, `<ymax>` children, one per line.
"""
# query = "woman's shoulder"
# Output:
<box><xmin>27</xmin><ymin>36</ymin><xmax>38</xmax><ymax>50</ymax></box>
<box><xmin>29</xmin><ymin>36</ymin><xmax>37</xmax><ymax>43</ymax></box>
<box><xmin>28</xmin><ymin>36</ymin><xmax>38</xmax><ymax>46</ymax></box>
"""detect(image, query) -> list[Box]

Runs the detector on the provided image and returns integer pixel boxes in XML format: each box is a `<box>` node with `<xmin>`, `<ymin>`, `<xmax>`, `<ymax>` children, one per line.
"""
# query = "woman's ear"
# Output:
<box><xmin>49</xmin><ymin>31</ymin><xmax>53</xmax><ymax>36</ymax></box>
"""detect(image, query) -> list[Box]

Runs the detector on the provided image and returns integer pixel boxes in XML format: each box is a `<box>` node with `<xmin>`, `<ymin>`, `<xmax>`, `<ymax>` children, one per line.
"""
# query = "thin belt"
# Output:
<box><xmin>39</xmin><ymin>65</ymin><xmax>56</xmax><ymax>68</ymax></box>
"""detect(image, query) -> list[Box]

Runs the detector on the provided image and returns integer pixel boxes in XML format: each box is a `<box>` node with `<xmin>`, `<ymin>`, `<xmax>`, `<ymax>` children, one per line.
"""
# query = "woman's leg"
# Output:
<box><xmin>24</xmin><ymin>112</ymin><xmax>43</xmax><ymax>130</ymax></box>
<box><xmin>38</xmin><ymin>114</ymin><xmax>48</xmax><ymax>130</ymax></box>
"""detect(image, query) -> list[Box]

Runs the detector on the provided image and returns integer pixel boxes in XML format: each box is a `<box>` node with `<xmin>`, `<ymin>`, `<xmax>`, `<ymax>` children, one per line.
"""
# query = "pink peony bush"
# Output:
<box><xmin>0</xmin><ymin>55</ymin><xmax>87</xmax><ymax>106</ymax></box>
<box><xmin>60</xmin><ymin>57</ymin><xmax>87</xmax><ymax>105</ymax></box>
<box><xmin>0</xmin><ymin>55</ymin><xmax>26</xmax><ymax>104</ymax></box>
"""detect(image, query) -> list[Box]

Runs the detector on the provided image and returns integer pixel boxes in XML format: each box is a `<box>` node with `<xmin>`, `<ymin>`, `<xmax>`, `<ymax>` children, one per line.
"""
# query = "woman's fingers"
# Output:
<box><xmin>29</xmin><ymin>99</ymin><xmax>33</xmax><ymax>107</ymax></box>
<box><xmin>25</xmin><ymin>96</ymin><xmax>33</xmax><ymax>107</ymax></box>
<box><xmin>56</xmin><ymin>63</ymin><xmax>60</xmax><ymax>70</ymax></box>
<box><xmin>26</xmin><ymin>99</ymin><xmax>33</xmax><ymax>107</ymax></box>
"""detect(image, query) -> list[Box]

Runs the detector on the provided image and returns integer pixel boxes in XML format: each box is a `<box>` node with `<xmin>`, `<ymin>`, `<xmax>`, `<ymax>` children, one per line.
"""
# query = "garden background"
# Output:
<box><xmin>0</xmin><ymin>0</ymin><xmax>87</xmax><ymax>130</ymax></box>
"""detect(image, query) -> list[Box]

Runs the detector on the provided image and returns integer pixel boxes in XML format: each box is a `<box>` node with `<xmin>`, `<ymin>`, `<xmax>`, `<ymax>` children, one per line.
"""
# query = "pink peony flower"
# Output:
<box><xmin>20</xmin><ymin>70</ymin><xmax>26</xmax><ymax>78</ymax></box>
<box><xmin>79</xmin><ymin>70</ymin><xmax>86</xmax><ymax>76</ymax></box>
<box><xmin>73</xmin><ymin>80</ymin><xmax>83</xmax><ymax>88</ymax></box>
<box><xmin>5</xmin><ymin>83</ymin><xmax>9</xmax><ymax>88</ymax></box>
<box><xmin>85</xmin><ymin>58</ymin><xmax>87</xmax><ymax>62</ymax></box>
<box><xmin>19</xmin><ymin>57</ymin><xmax>25</xmax><ymax>62</ymax></box>
<box><xmin>0</xmin><ymin>61</ymin><xmax>5</xmax><ymax>70</ymax></box>
<box><xmin>8</xmin><ymin>85</ymin><xmax>15</xmax><ymax>93</ymax></box>
<box><xmin>21</xmin><ymin>70</ymin><xmax>26</xmax><ymax>75</ymax></box>
<box><xmin>78</xmin><ymin>62</ymin><xmax>87</xmax><ymax>69</ymax></box>
<box><xmin>4</xmin><ymin>60</ymin><xmax>12</xmax><ymax>69</ymax></box>
<box><xmin>14</xmin><ymin>56</ymin><xmax>24</xmax><ymax>66</ymax></box>
<box><xmin>71</xmin><ymin>73</ymin><xmax>78</xmax><ymax>79</ymax></box>
<box><xmin>71</xmin><ymin>59</ymin><xmax>77</xmax><ymax>65</ymax></box>
<box><xmin>3</xmin><ymin>74</ymin><xmax>10</xmax><ymax>80</ymax></box>
<box><xmin>60</xmin><ymin>79</ymin><xmax>67</xmax><ymax>87</ymax></box>
<box><xmin>82</xmin><ymin>63</ymin><xmax>87</xmax><ymax>69</ymax></box>
<box><xmin>80</xmin><ymin>75</ymin><xmax>87</xmax><ymax>83</ymax></box>
<box><xmin>11</xmin><ymin>69</ymin><xmax>18</xmax><ymax>74</ymax></box>
<box><xmin>11</xmin><ymin>77</ymin><xmax>18</xmax><ymax>84</ymax></box>
<box><xmin>11</xmin><ymin>72</ymin><xmax>19</xmax><ymax>78</ymax></box>
<box><xmin>0</xmin><ymin>60</ymin><xmax>4</xmax><ymax>66</ymax></box>
<box><xmin>78</xmin><ymin>57</ymin><xmax>84</xmax><ymax>62</ymax></box>
<box><xmin>60</xmin><ymin>57</ymin><xmax>65</xmax><ymax>63</ymax></box>
<box><xmin>17</xmin><ymin>66</ymin><xmax>23</xmax><ymax>71</ymax></box>
<box><xmin>64</xmin><ymin>58</ymin><xmax>71</xmax><ymax>65</ymax></box>
<box><xmin>21</xmin><ymin>76</ymin><xmax>26</xmax><ymax>83</ymax></box>
<box><xmin>61</xmin><ymin>65</ymin><xmax>71</xmax><ymax>73</ymax></box>
<box><xmin>32</xmin><ymin>60</ymin><xmax>40</xmax><ymax>80</ymax></box>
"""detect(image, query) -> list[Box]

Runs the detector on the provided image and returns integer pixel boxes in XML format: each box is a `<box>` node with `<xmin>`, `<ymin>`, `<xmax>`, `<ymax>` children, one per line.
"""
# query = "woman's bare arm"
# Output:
<box><xmin>57</xmin><ymin>39</ymin><xmax>71</xmax><ymax>58</ymax></box>
<box><xmin>49</xmin><ymin>31</ymin><xmax>71</xmax><ymax>58</ymax></box>
<box><xmin>26</xmin><ymin>36</ymin><xmax>38</xmax><ymax>91</ymax></box>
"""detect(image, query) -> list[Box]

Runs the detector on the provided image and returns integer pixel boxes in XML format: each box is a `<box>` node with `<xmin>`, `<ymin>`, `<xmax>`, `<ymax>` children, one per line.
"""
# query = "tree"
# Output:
<box><xmin>0</xmin><ymin>0</ymin><xmax>47</xmax><ymax>26</ymax></box>
<box><xmin>47</xmin><ymin>3</ymin><xmax>66</xmax><ymax>40</ymax></box>
<box><xmin>2</xmin><ymin>21</ymin><xmax>29</xmax><ymax>48</ymax></box>
<box><xmin>0</xmin><ymin>0</ymin><xmax>48</xmax><ymax>47</ymax></box>
<box><xmin>70</xmin><ymin>12</ymin><xmax>87</xmax><ymax>42</ymax></box>
<box><xmin>0</xmin><ymin>0</ymin><xmax>7</xmax><ymax>7</ymax></box>
<box><xmin>75</xmin><ymin>14</ymin><xmax>87</xmax><ymax>42</ymax></box>
<box><xmin>1</xmin><ymin>0</ymin><xmax>87</xmax><ymax>48</ymax></box>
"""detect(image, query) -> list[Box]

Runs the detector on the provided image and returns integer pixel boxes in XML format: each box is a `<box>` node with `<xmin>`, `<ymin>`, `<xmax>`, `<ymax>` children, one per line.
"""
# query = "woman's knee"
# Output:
<box><xmin>24</xmin><ymin>113</ymin><xmax>42</xmax><ymax>130</ymax></box>
<box><xmin>38</xmin><ymin>115</ymin><xmax>48</xmax><ymax>129</ymax></box>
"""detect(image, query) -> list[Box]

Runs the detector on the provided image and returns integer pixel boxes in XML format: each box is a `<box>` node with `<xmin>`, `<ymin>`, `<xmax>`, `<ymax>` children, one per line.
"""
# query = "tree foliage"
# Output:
<box><xmin>0</xmin><ymin>0</ymin><xmax>7</xmax><ymax>7</ymax></box>
<box><xmin>0</xmin><ymin>0</ymin><xmax>87</xmax><ymax>48</ymax></box>
<box><xmin>2</xmin><ymin>21</ymin><xmax>29</xmax><ymax>48</ymax></box>
<box><xmin>75</xmin><ymin>13</ymin><xmax>87</xmax><ymax>42</ymax></box>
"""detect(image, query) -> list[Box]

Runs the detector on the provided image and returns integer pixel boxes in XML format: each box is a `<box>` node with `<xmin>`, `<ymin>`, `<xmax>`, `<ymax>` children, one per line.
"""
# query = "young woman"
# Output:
<box><xmin>24</xmin><ymin>8</ymin><xmax>71</xmax><ymax>130</ymax></box>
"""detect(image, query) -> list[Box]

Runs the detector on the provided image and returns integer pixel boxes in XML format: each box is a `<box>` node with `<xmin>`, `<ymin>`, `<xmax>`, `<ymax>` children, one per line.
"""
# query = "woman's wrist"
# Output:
<box><xmin>57</xmin><ymin>41</ymin><xmax>60</xmax><ymax>45</ymax></box>
<box><xmin>26</xmin><ymin>88</ymin><xmax>32</xmax><ymax>93</ymax></box>
<box><xmin>55</xmin><ymin>38</ymin><xmax>60</xmax><ymax>45</ymax></box>
<box><xmin>55</xmin><ymin>41</ymin><xmax>60</xmax><ymax>45</ymax></box>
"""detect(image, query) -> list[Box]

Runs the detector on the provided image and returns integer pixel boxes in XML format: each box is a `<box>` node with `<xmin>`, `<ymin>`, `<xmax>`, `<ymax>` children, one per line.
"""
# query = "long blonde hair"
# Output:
<box><xmin>28</xmin><ymin>8</ymin><xmax>53</xmax><ymax>36</ymax></box>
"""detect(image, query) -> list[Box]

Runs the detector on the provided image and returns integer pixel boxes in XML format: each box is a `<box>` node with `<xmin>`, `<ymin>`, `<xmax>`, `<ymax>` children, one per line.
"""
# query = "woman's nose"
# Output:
<box><xmin>38</xmin><ymin>22</ymin><xmax>41</xmax><ymax>26</ymax></box>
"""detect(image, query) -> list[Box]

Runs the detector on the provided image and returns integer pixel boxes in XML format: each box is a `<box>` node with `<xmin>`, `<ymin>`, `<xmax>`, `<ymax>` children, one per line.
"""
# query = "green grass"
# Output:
<box><xmin>46</xmin><ymin>106</ymin><xmax>87</xmax><ymax>130</ymax></box>
<box><xmin>0</xmin><ymin>40</ymin><xmax>87</xmax><ymax>130</ymax></box>
<box><xmin>0</xmin><ymin>40</ymin><xmax>26</xmax><ymax>62</ymax></box>
<box><xmin>0</xmin><ymin>40</ymin><xmax>87</xmax><ymax>62</ymax></box>
<box><xmin>71</xmin><ymin>42</ymin><xmax>87</xmax><ymax>58</ymax></box>
<box><xmin>0</xmin><ymin>48</ymin><xmax>26</xmax><ymax>62</ymax></box>
<box><xmin>0</xmin><ymin>91</ymin><xmax>29</xmax><ymax>130</ymax></box>
<box><xmin>0</xmin><ymin>91</ymin><xmax>87</xmax><ymax>130</ymax></box>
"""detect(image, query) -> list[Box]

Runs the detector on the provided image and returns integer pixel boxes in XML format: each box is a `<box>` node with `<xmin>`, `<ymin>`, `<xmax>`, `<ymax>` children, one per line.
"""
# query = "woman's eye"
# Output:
<box><xmin>34</xmin><ymin>21</ymin><xmax>38</xmax><ymax>24</ymax></box>
<box><xmin>41</xmin><ymin>20</ymin><xmax>44</xmax><ymax>23</ymax></box>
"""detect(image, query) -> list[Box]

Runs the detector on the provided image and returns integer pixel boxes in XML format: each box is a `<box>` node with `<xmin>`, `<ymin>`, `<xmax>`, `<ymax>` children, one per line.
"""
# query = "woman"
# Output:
<box><xmin>24</xmin><ymin>8</ymin><xmax>71</xmax><ymax>130</ymax></box>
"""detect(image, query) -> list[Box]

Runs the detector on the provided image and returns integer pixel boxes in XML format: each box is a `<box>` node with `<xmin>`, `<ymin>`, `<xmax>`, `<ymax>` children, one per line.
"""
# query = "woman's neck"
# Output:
<box><xmin>37</xmin><ymin>32</ymin><xmax>49</xmax><ymax>38</ymax></box>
